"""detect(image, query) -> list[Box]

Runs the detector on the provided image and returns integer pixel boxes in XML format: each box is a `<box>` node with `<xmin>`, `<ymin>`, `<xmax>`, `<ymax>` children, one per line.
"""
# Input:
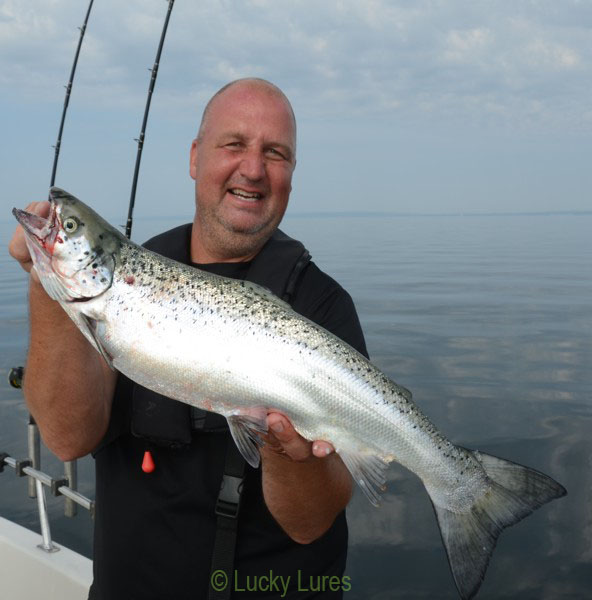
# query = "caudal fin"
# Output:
<box><xmin>431</xmin><ymin>451</ymin><xmax>566</xmax><ymax>600</ymax></box>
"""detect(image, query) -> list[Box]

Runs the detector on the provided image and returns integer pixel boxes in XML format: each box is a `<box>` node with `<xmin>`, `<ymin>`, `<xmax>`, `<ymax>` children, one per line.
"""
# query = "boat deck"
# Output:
<box><xmin>0</xmin><ymin>516</ymin><xmax>92</xmax><ymax>600</ymax></box>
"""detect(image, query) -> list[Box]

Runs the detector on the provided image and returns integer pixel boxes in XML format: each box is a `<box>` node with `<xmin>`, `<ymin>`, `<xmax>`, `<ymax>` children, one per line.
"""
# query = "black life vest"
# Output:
<box><xmin>129</xmin><ymin>223</ymin><xmax>311</xmax><ymax>447</ymax></box>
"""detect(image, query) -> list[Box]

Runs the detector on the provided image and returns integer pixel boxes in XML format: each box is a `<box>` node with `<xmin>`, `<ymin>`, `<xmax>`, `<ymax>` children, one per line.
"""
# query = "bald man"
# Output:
<box><xmin>10</xmin><ymin>78</ymin><xmax>368</xmax><ymax>600</ymax></box>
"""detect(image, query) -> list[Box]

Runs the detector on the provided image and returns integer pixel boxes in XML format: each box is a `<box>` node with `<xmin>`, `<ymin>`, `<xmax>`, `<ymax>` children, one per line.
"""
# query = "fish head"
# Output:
<box><xmin>12</xmin><ymin>187</ymin><xmax>121</xmax><ymax>302</ymax></box>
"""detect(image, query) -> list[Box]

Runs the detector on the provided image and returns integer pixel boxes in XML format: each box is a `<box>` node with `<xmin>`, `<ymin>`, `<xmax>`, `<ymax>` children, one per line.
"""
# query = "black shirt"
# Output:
<box><xmin>89</xmin><ymin>228</ymin><xmax>367</xmax><ymax>600</ymax></box>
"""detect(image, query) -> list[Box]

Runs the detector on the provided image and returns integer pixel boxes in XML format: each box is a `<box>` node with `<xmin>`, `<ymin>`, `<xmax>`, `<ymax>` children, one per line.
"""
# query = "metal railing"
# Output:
<box><xmin>2</xmin><ymin>367</ymin><xmax>95</xmax><ymax>553</ymax></box>
<box><xmin>0</xmin><ymin>452</ymin><xmax>95</xmax><ymax>553</ymax></box>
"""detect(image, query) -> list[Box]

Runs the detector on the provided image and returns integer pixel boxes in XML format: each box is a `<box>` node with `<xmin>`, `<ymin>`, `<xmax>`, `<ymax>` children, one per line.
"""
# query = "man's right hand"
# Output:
<box><xmin>8</xmin><ymin>201</ymin><xmax>50</xmax><ymax>281</ymax></box>
<box><xmin>10</xmin><ymin>199</ymin><xmax>116</xmax><ymax>460</ymax></box>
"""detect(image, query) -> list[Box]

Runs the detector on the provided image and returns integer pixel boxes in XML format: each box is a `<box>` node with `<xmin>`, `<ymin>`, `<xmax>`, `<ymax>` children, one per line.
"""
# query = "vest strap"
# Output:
<box><xmin>208</xmin><ymin>439</ymin><xmax>246</xmax><ymax>600</ymax></box>
<box><xmin>204</xmin><ymin>230</ymin><xmax>311</xmax><ymax>596</ymax></box>
<box><xmin>127</xmin><ymin>224</ymin><xmax>312</xmax><ymax>595</ymax></box>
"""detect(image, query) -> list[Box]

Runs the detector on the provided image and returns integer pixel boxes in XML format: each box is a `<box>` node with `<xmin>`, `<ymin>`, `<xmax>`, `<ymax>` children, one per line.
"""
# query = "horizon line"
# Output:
<box><xmin>2</xmin><ymin>209</ymin><xmax>590</xmax><ymax>227</ymax></box>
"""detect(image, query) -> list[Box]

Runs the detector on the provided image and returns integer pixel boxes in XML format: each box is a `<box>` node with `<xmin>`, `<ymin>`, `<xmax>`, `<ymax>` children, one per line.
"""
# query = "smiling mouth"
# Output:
<box><xmin>229</xmin><ymin>188</ymin><xmax>263</xmax><ymax>202</ymax></box>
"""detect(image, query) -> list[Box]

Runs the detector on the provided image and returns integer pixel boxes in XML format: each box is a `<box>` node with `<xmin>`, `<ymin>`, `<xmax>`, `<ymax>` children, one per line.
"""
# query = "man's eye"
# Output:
<box><xmin>266</xmin><ymin>148</ymin><xmax>286</xmax><ymax>160</ymax></box>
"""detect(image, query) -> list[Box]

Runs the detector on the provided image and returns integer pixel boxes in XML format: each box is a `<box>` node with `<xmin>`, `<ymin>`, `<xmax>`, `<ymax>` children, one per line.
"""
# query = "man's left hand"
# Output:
<box><xmin>263</xmin><ymin>412</ymin><xmax>335</xmax><ymax>462</ymax></box>
<box><xmin>260</xmin><ymin>412</ymin><xmax>351</xmax><ymax>544</ymax></box>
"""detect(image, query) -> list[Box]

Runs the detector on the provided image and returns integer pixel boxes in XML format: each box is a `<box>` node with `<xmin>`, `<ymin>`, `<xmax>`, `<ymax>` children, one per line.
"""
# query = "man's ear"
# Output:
<box><xmin>189</xmin><ymin>138</ymin><xmax>198</xmax><ymax>180</ymax></box>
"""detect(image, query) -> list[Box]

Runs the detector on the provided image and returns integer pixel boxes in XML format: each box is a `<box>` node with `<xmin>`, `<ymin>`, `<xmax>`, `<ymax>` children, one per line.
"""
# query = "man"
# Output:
<box><xmin>9</xmin><ymin>78</ymin><xmax>368</xmax><ymax>599</ymax></box>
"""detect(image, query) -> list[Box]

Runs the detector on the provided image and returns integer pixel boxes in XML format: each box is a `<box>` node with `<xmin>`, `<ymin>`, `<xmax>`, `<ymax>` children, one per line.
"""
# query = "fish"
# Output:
<box><xmin>13</xmin><ymin>187</ymin><xmax>566</xmax><ymax>599</ymax></box>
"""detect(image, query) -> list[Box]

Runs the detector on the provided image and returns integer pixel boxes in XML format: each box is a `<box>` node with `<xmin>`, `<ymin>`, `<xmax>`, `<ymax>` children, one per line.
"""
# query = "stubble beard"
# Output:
<box><xmin>198</xmin><ymin>206</ymin><xmax>279</xmax><ymax>261</ymax></box>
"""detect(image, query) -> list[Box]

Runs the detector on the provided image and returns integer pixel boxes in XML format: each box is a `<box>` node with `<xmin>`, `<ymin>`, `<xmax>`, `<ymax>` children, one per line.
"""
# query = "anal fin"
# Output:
<box><xmin>338</xmin><ymin>450</ymin><xmax>389</xmax><ymax>507</ymax></box>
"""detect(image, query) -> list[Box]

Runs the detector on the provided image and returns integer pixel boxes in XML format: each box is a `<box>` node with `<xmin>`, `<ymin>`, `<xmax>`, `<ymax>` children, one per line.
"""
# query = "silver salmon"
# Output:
<box><xmin>13</xmin><ymin>187</ymin><xmax>566</xmax><ymax>599</ymax></box>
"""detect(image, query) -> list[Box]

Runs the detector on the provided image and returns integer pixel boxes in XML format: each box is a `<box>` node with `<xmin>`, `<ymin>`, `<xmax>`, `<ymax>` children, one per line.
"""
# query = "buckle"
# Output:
<box><xmin>215</xmin><ymin>474</ymin><xmax>244</xmax><ymax>519</ymax></box>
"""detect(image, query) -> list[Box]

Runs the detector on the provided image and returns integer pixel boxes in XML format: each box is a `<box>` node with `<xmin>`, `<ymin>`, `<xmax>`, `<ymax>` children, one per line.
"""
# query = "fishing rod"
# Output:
<box><xmin>50</xmin><ymin>0</ymin><xmax>95</xmax><ymax>187</ymax></box>
<box><xmin>47</xmin><ymin>0</ymin><xmax>96</xmax><ymax>519</ymax></box>
<box><xmin>125</xmin><ymin>0</ymin><xmax>176</xmax><ymax>239</ymax></box>
<box><xmin>7</xmin><ymin>0</ymin><xmax>97</xmax><ymax>523</ymax></box>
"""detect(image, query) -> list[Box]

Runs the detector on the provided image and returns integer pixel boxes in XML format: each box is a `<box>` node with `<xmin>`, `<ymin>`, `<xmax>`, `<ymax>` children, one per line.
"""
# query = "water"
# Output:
<box><xmin>1</xmin><ymin>213</ymin><xmax>590</xmax><ymax>599</ymax></box>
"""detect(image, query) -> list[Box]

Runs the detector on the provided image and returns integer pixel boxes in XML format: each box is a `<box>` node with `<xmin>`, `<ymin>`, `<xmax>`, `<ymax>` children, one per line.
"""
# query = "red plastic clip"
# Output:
<box><xmin>141</xmin><ymin>450</ymin><xmax>155</xmax><ymax>473</ymax></box>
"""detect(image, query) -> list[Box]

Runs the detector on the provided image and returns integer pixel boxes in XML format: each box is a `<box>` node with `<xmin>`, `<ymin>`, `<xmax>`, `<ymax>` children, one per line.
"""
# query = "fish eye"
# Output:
<box><xmin>63</xmin><ymin>217</ymin><xmax>79</xmax><ymax>233</ymax></box>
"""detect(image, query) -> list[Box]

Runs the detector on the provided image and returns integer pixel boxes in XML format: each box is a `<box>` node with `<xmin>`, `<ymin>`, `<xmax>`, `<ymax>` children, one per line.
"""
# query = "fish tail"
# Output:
<box><xmin>430</xmin><ymin>451</ymin><xmax>566</xmax><ymax>600</ymax></box>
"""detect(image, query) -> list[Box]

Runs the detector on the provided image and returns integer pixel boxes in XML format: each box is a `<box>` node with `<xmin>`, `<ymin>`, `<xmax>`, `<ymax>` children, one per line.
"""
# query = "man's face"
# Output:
<box><xmin>190</xmin><ymin>83</ymin><xmax>296</xmax><ymax>259</ymax></box>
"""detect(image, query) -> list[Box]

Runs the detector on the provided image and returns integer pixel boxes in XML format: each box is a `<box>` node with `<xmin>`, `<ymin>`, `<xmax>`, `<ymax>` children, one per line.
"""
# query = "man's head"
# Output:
<box><xmin>189</xmin><ymin>78</ymin><xmax>297</xmax><ymax>263</ymax></box>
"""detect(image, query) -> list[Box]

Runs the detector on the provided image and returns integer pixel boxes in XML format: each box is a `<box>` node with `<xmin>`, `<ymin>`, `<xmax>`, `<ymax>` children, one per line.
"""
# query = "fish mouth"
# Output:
<box><xmin>12</xmin><ymin>196</ymin><xmax>60</xmax><ymax>257</ymax></box>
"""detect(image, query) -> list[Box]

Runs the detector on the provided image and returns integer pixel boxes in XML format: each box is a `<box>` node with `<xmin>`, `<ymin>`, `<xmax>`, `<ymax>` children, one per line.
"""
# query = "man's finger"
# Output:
<box><xmin>266</xmin><ymin>413</ymin><xmax>310</xmax><ymax>461</ymax></box>
<box><xmin>311</xmin><ymin>441</ymin><xmax>334</xmax><ymax>458</ymax></box>
<box><xmin>266</xmin><ymin>413</ymin><xmax>335</xmax><ymax>462</ymax></box>
<box><xmin>8</xmin><ymin>201</ymin><xmax>50</xmax><ymax>274</ymax></box>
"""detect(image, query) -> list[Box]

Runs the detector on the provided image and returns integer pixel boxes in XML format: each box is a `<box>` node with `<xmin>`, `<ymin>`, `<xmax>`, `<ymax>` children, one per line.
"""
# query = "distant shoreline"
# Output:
<box><xmin>2</xmin><ymin>210</ymin><xmax>590</xmax><ymax>227</ymax></box>
<box><xmin>285</xmin><ymin>210</ymin><xmax>592</xmax><ymax>219</ymax></box>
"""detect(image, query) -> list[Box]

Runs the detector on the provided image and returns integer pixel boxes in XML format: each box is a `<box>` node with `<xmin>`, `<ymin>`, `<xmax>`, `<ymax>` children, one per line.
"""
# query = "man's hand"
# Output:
<box><xmin>10</xmin><ymin>199</ymin><xmax>116</xmax><ymax>460</ymax></box>
<box><xmin>260</xmin><ymin>412</ymin><xmax>352</xmax><ymax>544</ymax></box>
<box><xmin>8</xmin><ymin>200</ymin><xmax>50</xmax><ymax>282</ymax></box>
<box><xmin>263</xmin><ymin>412</ymin><xmax>335</xmax><ymax>461</ymax></box>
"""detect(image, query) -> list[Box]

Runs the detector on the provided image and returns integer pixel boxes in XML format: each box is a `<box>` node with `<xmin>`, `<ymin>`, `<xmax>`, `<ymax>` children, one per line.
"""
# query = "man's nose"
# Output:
<box><xmin>239</xmin><ymin>149</ymin><xmax>266</xmax><ymax>181</ymax></box>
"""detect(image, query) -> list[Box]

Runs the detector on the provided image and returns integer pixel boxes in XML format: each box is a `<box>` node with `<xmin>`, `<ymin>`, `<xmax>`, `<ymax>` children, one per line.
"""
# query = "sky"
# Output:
<box><xmin>1</xmin><ymin>0</ymin><xmax>591</xmax><ymax>224</ymax></box>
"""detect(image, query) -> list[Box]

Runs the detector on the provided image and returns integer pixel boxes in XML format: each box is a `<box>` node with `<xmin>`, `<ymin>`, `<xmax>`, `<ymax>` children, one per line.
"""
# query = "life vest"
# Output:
<box><xmin>129</xmin><ymin>223</ymin><xmax>311</xmax><ymax>447</ymax></box>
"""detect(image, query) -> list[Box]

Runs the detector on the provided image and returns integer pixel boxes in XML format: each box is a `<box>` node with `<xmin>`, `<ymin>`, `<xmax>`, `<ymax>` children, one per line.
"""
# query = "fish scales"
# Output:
<box><xmin>110</xmin><ymin>243</ymin><xmax>446</xmax><ymax>474</ymax></box>
<box><xmin>13</xmin><ymin>187</ymin><xmax>566</xmax><ymax>600</ymax></box>
<box><xmin>101</xmin><ymin>242</ymin><xmax>500</xmax><ymax>514</ymax></box>
<box><xmin>107</xmin><ymin>247</ymin><xmax>398</xmax><ymax>441</ymax></box>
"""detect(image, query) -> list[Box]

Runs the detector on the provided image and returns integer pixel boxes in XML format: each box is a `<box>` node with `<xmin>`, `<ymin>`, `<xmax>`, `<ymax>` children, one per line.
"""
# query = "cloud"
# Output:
<box><xmin>443</xmin><ymin>28</ymin><xmax>493</xmax><ymax>63</ymax></box>
<box><xmin>2</xmin><ymin>0</ymin><xmax>590</xmax><ymax>217</ymax></box>
<box><xmin>1</xmin><ymin>0</ymin><xmax>590</xmax><ymax>132</ymax></box>
<box><xmin>524</xmin><ymin>39</ymin><xmax>581</xmax><ymax>69</ymax></box>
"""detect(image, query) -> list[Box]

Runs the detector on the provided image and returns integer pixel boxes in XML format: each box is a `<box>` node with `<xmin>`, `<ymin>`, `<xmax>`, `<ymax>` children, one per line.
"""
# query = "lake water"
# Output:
<box><xmin>1</xmin><ymin>212</ymin><xmax>590</xmax><ymax>599</ymax></box>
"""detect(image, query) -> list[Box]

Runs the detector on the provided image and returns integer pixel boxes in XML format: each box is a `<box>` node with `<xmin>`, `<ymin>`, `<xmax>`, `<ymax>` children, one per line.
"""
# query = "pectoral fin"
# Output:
<box><xmin>226</xmin><ymin>407</ymin><xmax>268</xmax><ymax>468</ymax></box>
<box><xmin>79</xmin><ymin>314</ymin><xmax>114</xmax><ymax>370</ymax></box>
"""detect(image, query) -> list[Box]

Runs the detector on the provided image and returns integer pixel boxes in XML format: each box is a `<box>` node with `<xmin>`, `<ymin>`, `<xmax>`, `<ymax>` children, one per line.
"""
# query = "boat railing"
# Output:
<box><xmin>1</xmin><ymin>367</ymin><xmax>95</xmax><ymax>553</ymax></box>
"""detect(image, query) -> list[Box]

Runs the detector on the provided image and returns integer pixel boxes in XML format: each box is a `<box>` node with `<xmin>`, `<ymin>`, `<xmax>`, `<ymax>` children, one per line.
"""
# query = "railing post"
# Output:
<box><xmin>64</xmin><ymin>460</ymin><xmax>78</xmax><ymax>517</ymax></box>
<box><xmin>35</xmin><ymin>479</ymin><xmax>59</xmax><ymax>553</ymax></box>
<box><xmin>27</xmin><ymin>418</ymin><xmax>41</xmax><ymax>499</ymax></box>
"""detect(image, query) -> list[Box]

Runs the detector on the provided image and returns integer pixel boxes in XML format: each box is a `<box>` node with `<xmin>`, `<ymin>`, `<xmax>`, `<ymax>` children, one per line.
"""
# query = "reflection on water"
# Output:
<box><xmin>1</xmin><ymin>214</ymin><xmax>590</xmax><ymax>598</ymax></box>
<box><xmin>287</xmin><ymin>214</ymin><xmax>591</xmax><ymax>599</ymax></box>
